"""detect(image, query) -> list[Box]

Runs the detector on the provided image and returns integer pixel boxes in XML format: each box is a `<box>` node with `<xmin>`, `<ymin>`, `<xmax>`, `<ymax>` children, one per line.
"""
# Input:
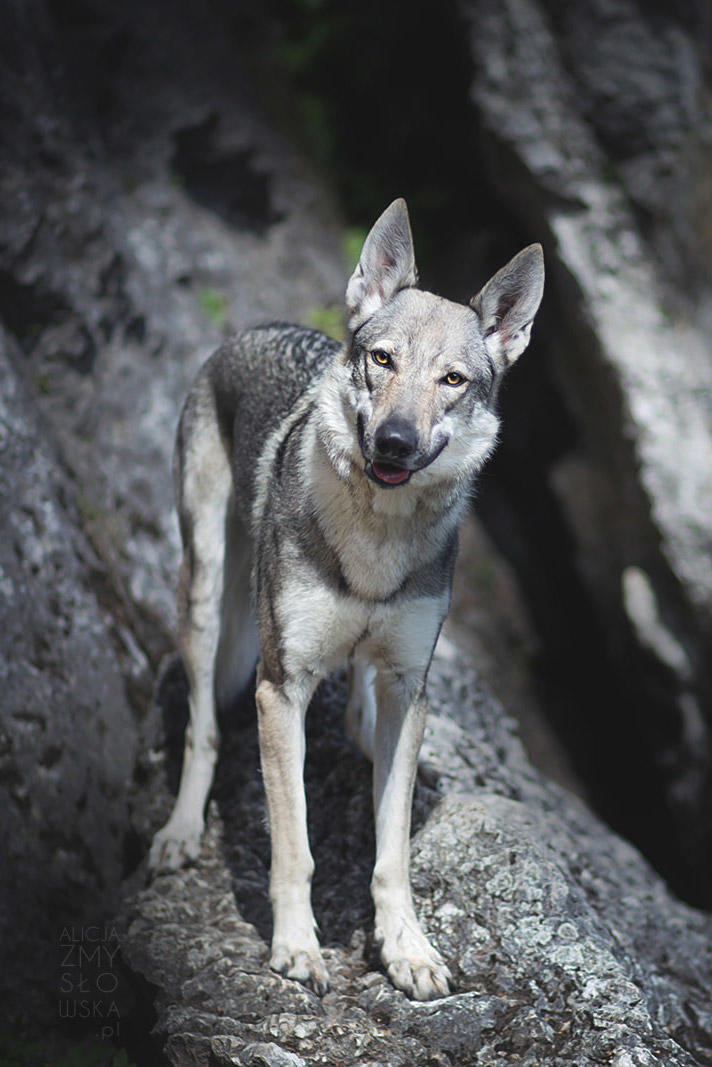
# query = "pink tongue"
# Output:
<box><xmin>373</xmin><ymin>461</ymin><xmax>410</xmax><ymax>484</ymax></box>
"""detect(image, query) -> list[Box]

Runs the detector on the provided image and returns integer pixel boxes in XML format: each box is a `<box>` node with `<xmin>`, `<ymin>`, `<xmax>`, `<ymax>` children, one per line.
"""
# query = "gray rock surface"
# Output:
<box><xmin>0</xmin><ymin>0</ymin><xmax>347</xmax><ymax>663</ymax></box>
<box><xmin>121</xmin><ymin>644</ymin><xmax>712</xmax><ymax>1065</ymax></box>
<box><xmin>3</xmin><ymin>0</ymin><xmax>712</xmax><ymax>1059</ymax></box>
<box><xmin>0</xmin><ymin>331</ymin><xmax>138</xmax><ymax>1021</ymax></box>
<box><xmin>461</xmin><ymin>0</ymin><xmax>712</xmax><ymax>898</ymax></box>
<box><xmin>0</xmin><ymin>2</ymin><xmax>345</xmax><ymax>1030</ymax></box>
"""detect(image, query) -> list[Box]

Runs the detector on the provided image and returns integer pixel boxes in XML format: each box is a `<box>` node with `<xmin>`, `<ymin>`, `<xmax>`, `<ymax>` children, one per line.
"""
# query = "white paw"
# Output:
<box><xmin>270</xmin><ymin>938</ymin><xmax>330</xmax><ymax>996</ymax></box>
<box><xmin>375</xmin><ymin>909</ymin><xmax>451</xmax><ymax>1001</ymax></box>
<box><xmin>148</xmin><ymin>815</ymin><xmax>203</xmax><ymax>872</ymax></box>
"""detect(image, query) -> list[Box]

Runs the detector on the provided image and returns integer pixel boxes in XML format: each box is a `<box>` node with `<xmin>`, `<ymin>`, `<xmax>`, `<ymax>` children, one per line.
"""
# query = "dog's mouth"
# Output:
<box><xmin>368</xmin><ymin>460</ymin><xmax>412</xmax><ymax>487</ymax></box>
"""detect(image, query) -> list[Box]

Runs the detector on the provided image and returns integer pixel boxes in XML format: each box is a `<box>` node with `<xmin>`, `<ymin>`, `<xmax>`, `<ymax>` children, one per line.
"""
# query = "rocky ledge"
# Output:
<box><xmin>121</xmin><ymin>647</ymin><xmax>712</xmax><ymax>1066</ymax></box>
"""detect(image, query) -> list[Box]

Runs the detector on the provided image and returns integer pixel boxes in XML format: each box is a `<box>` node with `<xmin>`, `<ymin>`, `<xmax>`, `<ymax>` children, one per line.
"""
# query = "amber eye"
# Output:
<box><xmin>371</xmin><ymin>349</ymin><xmax>392</xmax><ymax>367</ymax></box>
<box><xmin>444</xmin><ymin>371</ymin><xmax>465</xmax><ymax>387</ymax></box>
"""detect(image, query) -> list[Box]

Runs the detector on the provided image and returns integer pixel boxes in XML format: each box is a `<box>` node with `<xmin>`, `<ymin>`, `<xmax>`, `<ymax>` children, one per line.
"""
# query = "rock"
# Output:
<box><xmin>3</xmin><ymin>0</ymin><xmax>712</xmax><ymax>1058</ymax></box>
<box><xmin>460</xmin><ymin>0</ymin><xmax>712</xmax><ymax>902</ymax></box>
<box><xmin>0</xmin><ymin>0</ymin><xmax>338</xmax><ymax>1042</ymax></box>
<box><xmin>120</xmin><ymin>645</ymin><xmax>712</xmax><ymax>1065</ymax></box>
<box><xmin>0</xmin><ymin>331</ymin><xmax>139</xmax><ymax>1021</ymax></box>
<box><xmin>0</xmin><ymin>0</ymin><xmax>347</xmax><ymax>663</ymax></box>
<box><xmin>239</xmin><ymin>1044</ymin><xmax>307</xmax><ymax>1067</ymax></box>
<box><xmin>413</xmin><ymin>792</ymin><xmax>711</xmax><ymax>1065</ymax></box>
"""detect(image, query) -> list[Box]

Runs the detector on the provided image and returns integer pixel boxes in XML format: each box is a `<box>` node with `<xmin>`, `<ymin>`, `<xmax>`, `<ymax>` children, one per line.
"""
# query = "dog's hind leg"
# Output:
<box><xmin>149</xmin><ymin>396</ymin><xmax>231</xmax><ymax>872</ymax></box>
<box><xmin>345</xmin><ymin>658</ymin><xmax>377</xmax><ymax>761</ymax></box>
<box><xmin>215</xmin><ymin>502</ymin><xmax>259</xmax><ymax>712</ymax></box>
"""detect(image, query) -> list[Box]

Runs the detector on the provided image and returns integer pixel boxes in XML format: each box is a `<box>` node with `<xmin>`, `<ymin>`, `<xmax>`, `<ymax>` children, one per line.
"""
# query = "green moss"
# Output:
<box><xmin>304</xmin><ymin>304</ymin><xmax>345</xmax><ymax>340</ymax></box>
<box><xmin>473</xmin><ymin>557</ymin><xmax>495</xmax><ymax>591</ymax></box>
<box><xmin>54</xmin><ymin>1043</ymin><xmax>136</xmax><ymax>1067</ymax></box>
<box><xmin>343</xmin><ymin>226</ymin><xmax>368</xmax><ymax>271</ymax></box>
<box><xmin>34</xmin><ymin>371</ymin><xmax>51</xmax><ymax>395</ymax></box>
<box><xmin>0</xmin><ymin>1031</ymin><xmax>136</xmax><ymax>1067</ymax></box>
<box><xmin>197</xmin><ymin>287</ymin><xmax>227</xmax><ymax>327</ymax></box>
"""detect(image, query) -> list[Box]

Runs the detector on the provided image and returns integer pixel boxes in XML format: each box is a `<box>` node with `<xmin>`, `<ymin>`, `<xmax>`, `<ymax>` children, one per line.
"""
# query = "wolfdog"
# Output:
<box><xmin>149</xmin><ymin>199</ymin><xmax>544</xmax><ymax>1000</ymax></box>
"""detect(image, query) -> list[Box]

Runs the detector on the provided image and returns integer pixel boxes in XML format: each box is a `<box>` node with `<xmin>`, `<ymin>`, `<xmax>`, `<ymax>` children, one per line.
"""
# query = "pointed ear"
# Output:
<box><xmin>345</xmin><ymin>198</ymin><xmax>418</xmax><ymax>331</ymax></box>
<box><xmin>470</xmin><ymin>244</ymin><xmax>544</xmax><ymax>369</ymax></box>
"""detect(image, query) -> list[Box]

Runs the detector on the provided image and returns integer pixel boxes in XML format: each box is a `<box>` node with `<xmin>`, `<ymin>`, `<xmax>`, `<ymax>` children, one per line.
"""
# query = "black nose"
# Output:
<box><xmin>374</xmin><ymin>416</ymin><xmax>418</xmax><ymax>461</ymax></box>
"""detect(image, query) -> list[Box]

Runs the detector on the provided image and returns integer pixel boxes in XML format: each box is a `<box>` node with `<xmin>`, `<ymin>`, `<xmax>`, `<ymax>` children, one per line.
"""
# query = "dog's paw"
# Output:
<box><xmin>270</xmin><ymin>940</ymin><xmax>330</xmax><ymax>996</ymax></box>
<box><xmin>376</xmin><ymin>910</ymin><xmax>452</xmax><ymax>1001</ymax></box>
<box><xmin>148</xmin><ymin>816</ymin><xmax>203</xmax><ymax>873</ymax></box>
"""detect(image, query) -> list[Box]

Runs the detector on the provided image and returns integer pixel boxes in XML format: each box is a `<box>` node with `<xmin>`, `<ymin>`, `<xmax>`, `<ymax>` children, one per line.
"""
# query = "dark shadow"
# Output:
<box><xmin>154</xmin><ymin>653</ymin><xmax>444</xmax><ymax>952</ymax></box>
<box><xmin>154</xmin><ymin>655</ymin><xmax>190</xmax><ymax>798</ymax></box>
<box><xmin>213</xmin><ymin>672</ymin><xmax>378</xmax><ymax>950</ymax></box>
<box><xmin>171</xmin><ymin>114</ymin><xmax>284</xmax><ymax>235</ymax></box>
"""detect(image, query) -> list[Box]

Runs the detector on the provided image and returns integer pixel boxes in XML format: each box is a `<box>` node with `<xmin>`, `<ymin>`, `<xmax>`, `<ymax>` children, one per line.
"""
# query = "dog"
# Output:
<box><xmin>149</xmin><ymin>198</ymin><xmax>544</xmax><ymax>1001</ymax></box>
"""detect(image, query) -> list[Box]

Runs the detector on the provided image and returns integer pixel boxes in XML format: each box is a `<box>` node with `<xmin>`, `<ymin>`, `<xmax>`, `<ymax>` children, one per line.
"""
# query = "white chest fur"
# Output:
<box><xmin>276</xmin><ymin>573</ymin><xmax>448</xmax><ymax>686</ymax></box>
<box><xmin>305</xmin><ymin>429</ymin><xmax>458</xmax><ymax>603</ymax></box>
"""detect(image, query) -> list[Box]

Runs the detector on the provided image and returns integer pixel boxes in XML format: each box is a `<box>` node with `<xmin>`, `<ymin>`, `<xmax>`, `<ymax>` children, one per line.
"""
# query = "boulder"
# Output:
<box><xmin>0</xmin><ymin>0</ymin><xmax>346</xmax><ymax>1036</ymax></box>
<box><xmin>0</xmin><ymin>332</ymin><xmax>138</xmax><ymax>1021</ymax></box>
<box><xmin>121</xmin><ymin>645</ymin><xmax>712</xmax><ymax>1065</ymax></box>
<box><xmin>3</xmin><ymin>1</ymin><xmax>712</xmax><ymax>1059</ymax></box>
<box><xmin>0</xmin><ymin>0</ymin><xmax>347</xmax><ymax>665</ymax></box>
<box><xmin>460</xmin><ymin>0</ymin><xmax>712</xmax><ymax>902</ymax></box>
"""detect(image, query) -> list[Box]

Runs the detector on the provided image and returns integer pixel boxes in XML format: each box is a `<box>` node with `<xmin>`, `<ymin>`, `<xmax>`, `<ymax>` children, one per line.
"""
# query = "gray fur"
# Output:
<box><xmin>346</xmin><ymin>198</ymin><xmax>418</xmax><ymax>331</ymax></box>
<box><xmin>149</xmin><ymin>197</ymin><xmax>545</xmax><ymax>1002</ymax></box>
<box><xmin>471</xmin><ymin>243</ymin><xmax>545</xmax><ymax>367</ymax></box>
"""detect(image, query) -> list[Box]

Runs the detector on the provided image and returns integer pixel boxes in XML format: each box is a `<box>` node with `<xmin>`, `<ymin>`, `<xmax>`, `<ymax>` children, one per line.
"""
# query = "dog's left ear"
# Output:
<box><xmin>346</xmin><ymin>198</ymin><xmax>418</xmax><ymax>331</ymax></box>
<box><xmin>470</xmin><ymin>244</ymin><xmax>545</xmax><ymax>369</ymax></box>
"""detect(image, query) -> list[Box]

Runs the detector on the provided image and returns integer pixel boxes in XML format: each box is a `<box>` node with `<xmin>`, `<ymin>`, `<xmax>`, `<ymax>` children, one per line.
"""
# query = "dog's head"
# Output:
<box><xmin>336</xmin><ymin>198</ymin><xmax>544</xmax><ymax>491</ymax></box>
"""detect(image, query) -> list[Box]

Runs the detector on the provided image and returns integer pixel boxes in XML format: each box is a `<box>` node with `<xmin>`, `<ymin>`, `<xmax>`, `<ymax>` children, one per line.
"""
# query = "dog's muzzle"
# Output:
<box><xmin>362</xmin><ymin>415</ymin><xmax>449</xmax><ymax>488</ymax></box>
<box><xmin>369</xmin><ymin>416</ymin><xmax>417</xmax><ymax>486</ymax></box>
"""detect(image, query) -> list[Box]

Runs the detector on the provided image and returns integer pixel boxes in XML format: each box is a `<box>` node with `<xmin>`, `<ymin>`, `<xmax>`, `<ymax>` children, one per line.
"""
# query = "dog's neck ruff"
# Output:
<box><xmin>296</xmin><ymin>383</ymin><xmax>464</xmax><ymax>601</ymax></box>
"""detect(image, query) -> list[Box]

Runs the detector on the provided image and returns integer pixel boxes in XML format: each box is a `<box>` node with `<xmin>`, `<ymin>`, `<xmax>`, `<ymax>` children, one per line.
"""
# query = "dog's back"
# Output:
<box><xmin>179</xmin><ymin>323</ymin><xmax>340</xmax><ymax>525</ymax></box>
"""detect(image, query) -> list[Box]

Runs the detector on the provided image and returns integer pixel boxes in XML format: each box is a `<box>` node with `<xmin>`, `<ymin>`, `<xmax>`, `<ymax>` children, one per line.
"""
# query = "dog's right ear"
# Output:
<box><xmin>345</xmin><ymin>198</ymin><xmax>418</xmax><ymax>331</ymax></box>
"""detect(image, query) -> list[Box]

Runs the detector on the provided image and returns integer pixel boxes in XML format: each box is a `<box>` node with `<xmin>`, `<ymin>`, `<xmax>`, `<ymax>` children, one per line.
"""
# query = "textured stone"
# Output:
<box><xmin>120</xmin><ymin>645</ymin><xmax>712</xmax><ymax>1065</ymax></box>
<box><xmin>0</xmin><ymin>0</ymin><xmax>347</xmax><ymax>659</ymax></box>
<box><xmin>0</xmin><ymin>0</ymin><xmax>345</xmax><ymax>1038</ymax></box>
<box><xmin>3</xmin><ymin>1</ymin><xmax>712</xmax><ymax>1059</ymax></box>
<box><xmin>461</xmin><ymin>0</ymin><xmax>712</xmax><ymax>899</ymax></box>
<box><xmin>0</xmin><ymin>331</ymin><xmax>138</xmax><ymax>1020</ymax></box>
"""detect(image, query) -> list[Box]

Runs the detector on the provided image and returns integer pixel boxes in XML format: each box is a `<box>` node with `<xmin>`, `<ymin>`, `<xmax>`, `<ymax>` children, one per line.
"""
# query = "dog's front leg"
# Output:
<box><xmin>371</xmin><ymin>672</ymin><xmax>451</xmax><ymax>1000</ymax></box>
<box><xmin>256</xmin><ymin>667</ymin><xmax>328</xmax><ymax>995</ymax></box>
